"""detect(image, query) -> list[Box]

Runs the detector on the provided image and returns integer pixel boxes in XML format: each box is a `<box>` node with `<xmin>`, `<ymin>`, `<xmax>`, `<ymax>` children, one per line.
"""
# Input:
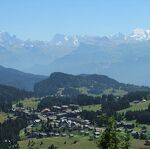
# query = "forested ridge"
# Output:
<box><xmin>0</xmin><ymin>84</ymin><xmax>32</xmax><ymax>112</ymax></box>
<box><xmin>34</xmin><ymin>72</ymin><xmax>150</xmax><ymax>96</ymax></box>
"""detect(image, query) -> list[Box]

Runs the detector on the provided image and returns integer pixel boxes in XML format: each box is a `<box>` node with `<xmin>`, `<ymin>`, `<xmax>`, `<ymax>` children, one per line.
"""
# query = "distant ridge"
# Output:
<box><xmin>34</xmin><ymin>72</ymin><xmax>150</xmax><ymax>96</ymax></box>
<box><xmin>0</xmin><ymin>65</ymin><xmax>47</xmax><ymax>91</ymax></box>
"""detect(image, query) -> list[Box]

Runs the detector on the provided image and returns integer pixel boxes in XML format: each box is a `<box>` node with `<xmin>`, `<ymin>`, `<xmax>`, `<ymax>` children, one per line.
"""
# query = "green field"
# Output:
<box><xmin>103</xmin><ymin>88</ymin><xmax>128</xmax><ymax>97</ymax></box>
<box><xmin>0</xmin><ymin>112</ymin><xmax>8</xmax><ymax>123</ymax></box>
<box><xmin>18</xmin><ymin>136</ymin><xmax>150</xmax><ymax>149</ymax></box>
<box><xmin>80</xmin><ymin>104</ymin><xmax>101</xmax><ymax>112</ymax></box>
<box><xmin>131</xmin><ymin>139</ymin><xmax>150</xmax><ymax>149</ymax></box>
<box><xmin>119</xmin><ymin>100</ymin><xmax>150</xmax><ymax>113</ymax></box>
<box><xmin>78</xmin><ymin>87</ymin><xmax>128</xmax><ymax>97</ymax></box>
<box><xmin>79</xmin><ymin>87</ymin><xmax>89</xmax><ymax>95</ymax></box>
<box><xmin>19</xmin><ymin>136</ymin><xmax>97</xmax><ymax>149</ymax></box>
<box><xmin>14</xmin><ymin>98</ymin><xmax>40</xmax><ymax>110</ymax></box>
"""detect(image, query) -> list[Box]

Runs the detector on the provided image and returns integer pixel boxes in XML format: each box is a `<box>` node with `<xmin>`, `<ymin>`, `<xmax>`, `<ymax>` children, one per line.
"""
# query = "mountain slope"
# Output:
<box><xmin>0</xmin><ymin>32</ymin><xmax>77</xmax><ymax>74</ymax></box>
<box><xmin>34</xmin><ymin>72</ymin><xmax>150</xmax><ymax>96</ymax></box>
<box><xmin>0</xmin><ymin>84</ymin><xmax>32</xmax><ymax>101</ymax></box>
<box><xmin>0</xmin><ymin>65</ymin><xmax>47</xmax><ymax>91</ymax></box>
<box><xmin>1</xmin><ymin>29</ymin><xmax>150</xmax><ymax>86</ymax></box>
<box><xmin>47</xmin><ymin>41</ymin><xmax>150</xmax><ymax>86</ymax></box>
<box><xmin>0</xmin><ymin>84</ymin><xmax>33</xmax><ymax>112</ymax></box>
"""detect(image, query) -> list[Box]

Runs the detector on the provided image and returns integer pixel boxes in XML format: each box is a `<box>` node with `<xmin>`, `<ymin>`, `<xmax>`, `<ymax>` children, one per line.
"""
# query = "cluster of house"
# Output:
<box><xmin>41</xmin><ymin>104</ymin><xmax>80</xmax><ymax>114</ymax></box>
<box><xmin>29</xmin><ymin>116</ymin><xmax>103</xmax><ymax>139</ymax></box>
<box><xmin>14</xmin><ymin>104</ymin><xmax>104</xmax><ymax>140</ymax></box>
<box><xmin>116</xmin><ymin>121</ymin><xmax>135</xmax><ymax>129</ymax></box>
<box><xmin>133</xmin><ymin>99</ymin><xmax>147</xmax><ymax>104</ymax></box>
<box><xmin>116</xmin><ymin>121</ymin><xmax>149</xmax><ymax>142</ymax></box>
<box><xmin>38</xmin><ymin>104</ymin><xmax>81</xmax><ymax>121</ymax></box>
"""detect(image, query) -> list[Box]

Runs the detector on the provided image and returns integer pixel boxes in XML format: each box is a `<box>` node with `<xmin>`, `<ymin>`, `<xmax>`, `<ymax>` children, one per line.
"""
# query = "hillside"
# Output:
<box><xmin>0</xmin><ymin>84</ymin><xmax>32</xmax><ymax>101</ymax></box>
<box><xmin>0</xmin><ymin>84</ymin><xmax>32</xmax><ymax>112</ymax></box>
<box><xmin>0</xmin><ymin>65</ymin><xmax>47</xmax><ymax>91</ymax></box>
<box><xmin>47</xmin><ymin>42</ymin><xmax>150</xmax><ymax>86</ymax></box>
<box><xmin>34</xmin><ymin>72</ymin><xmax>150</xmax><ymax>96</ymax></box>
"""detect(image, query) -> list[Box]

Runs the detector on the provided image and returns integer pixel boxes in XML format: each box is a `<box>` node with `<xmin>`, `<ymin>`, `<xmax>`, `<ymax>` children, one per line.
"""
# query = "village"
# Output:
<box><xmin>12</xmin><ymin>101</ymin><xmax>150</xmax><ymax>146</ymax></box>
<box><xmin>14</xmin><ymin>104</ymin><xmax>102</xmax><ymax>139</ymax></box>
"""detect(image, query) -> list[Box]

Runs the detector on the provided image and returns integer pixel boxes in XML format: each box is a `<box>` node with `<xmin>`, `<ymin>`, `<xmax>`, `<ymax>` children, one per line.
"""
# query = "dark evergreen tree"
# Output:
<box><xmin>97</xmin><ymin>117</ymin><xmax>130</xmax><ymax>149</ymax></box>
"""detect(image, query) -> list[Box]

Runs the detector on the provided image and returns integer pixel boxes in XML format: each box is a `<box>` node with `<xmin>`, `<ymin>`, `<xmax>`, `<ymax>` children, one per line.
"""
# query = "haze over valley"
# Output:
<box><xmin>1</xmin><ymin>28</ymin><xmax>150</xmax><ymax>86</ymax></box>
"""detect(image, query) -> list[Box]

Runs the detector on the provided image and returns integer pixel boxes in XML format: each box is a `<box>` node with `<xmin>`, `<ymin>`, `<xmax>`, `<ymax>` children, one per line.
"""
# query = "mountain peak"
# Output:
<box><xmin>51</xmin><ymin>34</ymin><xmax>79</xmax><ymax>47</ymax></box>
<box><xmin>129</xmin><ymin>28</ymin><xmax>150</xmax><ymax>41</ymax></box>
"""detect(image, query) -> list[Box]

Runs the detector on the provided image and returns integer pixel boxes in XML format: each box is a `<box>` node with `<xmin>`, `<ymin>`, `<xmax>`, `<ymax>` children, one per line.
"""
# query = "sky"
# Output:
<box><xmin>0</xmin><ymin>0</ymin><xmax>150</xmax><ymax>40</ymax></box>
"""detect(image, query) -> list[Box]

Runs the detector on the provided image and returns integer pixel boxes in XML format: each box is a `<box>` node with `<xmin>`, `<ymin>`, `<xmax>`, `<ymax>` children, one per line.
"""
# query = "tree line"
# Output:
<box><xmin>0</xmin><ymin>116</ymin><xmax>28</xmax><ymax>149</ymax></box>
<box><xmin>0</xmin><ymin>84</ymin><xmax>32</xmax><ymax>112</ymax></box>
<box><xmin>125</xmin><ymin>104</ymin><xmax>150</xmax><ymax>124</ymax></box>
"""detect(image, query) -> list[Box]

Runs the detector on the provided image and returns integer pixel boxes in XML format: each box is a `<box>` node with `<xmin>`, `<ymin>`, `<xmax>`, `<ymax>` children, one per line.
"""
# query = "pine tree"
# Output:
<box><xmin>97</xmin><ymin>117</ymin><xmax>130</xmax><ymax>149</ymax></box>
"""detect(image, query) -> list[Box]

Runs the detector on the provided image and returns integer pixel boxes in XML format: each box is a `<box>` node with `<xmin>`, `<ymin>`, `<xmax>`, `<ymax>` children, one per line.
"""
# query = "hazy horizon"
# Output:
<box><xmin>1</xmin><ymin>0</ymin><xmax>150</xmax><ymax>86</ymax></box>
<box><xmin>0</xmin><ymin>0</ymin><xmax>150</xmax><ymax>40</ymax></box>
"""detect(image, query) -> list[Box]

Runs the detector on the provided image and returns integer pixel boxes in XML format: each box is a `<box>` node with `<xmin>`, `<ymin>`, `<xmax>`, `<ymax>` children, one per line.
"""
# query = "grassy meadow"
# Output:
<box><xmin>19</xmin><ymin>136</ymin><xmax>97</xmax><ymax>149</ymax></box>
<box><xmin>119</xmin><ymin>100</ymin><xmax>150</xmax><ymax>113</ymax></box>
<box><xmin>80</xmin><ymin>104</ymin><xmax>101</xmax><ymax>112</ymax></box>
<box><xmin>0</xmin><ymin>112</ymin><xmax>8</xmax><ymax>123</ymax></box>
<box><xmin>14</xmin><ymin>98</ymin><xmax>40</xmax><ymax>110</ymax></box>
<box><xmin>18</xmin><ymin>136</ymin><xmax>150</xmax><ymax>149</ymax></box>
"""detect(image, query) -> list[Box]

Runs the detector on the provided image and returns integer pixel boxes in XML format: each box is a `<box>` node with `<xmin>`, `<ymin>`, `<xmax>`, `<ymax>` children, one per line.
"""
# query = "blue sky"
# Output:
<box><xmin>0</xmin><ymin>0</ymin><xmax>150</xmax><ymax>40</ymax></box>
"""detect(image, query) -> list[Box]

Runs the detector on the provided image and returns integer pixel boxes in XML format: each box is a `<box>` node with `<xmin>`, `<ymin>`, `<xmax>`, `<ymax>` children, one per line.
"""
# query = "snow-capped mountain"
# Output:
<box><xmin>0</xmin><ymin>31</ymin><xmax>22</xmax><ymax>47</ymax></box>
<box><xmin>0</xmin><ymin>31</ymin><xmax>79</xmax><ymax>74</ymax></box>
<box><xmin>129</xmin><ymin>28</ymin><xmax>150</xmax><ymax>41</ymax></box>
<box><xmin>1</xmin><ymin>28</ymin><xmax>150</xmax><ymax>50</ymax></box>
<box><xmin>1</xmin><ymin>28</ymin><xmax>150</xmax><ymax>86</ymax></box>
<box><xmin>50</xmin><ymin>34</ymin><xmax>79</xmax><ymax>47</ymax></box>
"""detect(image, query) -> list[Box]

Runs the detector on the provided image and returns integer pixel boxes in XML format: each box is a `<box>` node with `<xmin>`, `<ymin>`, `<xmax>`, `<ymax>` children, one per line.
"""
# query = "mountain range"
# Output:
<box><xmin>0</xmin><ymin>65</ymin><xmax>46</xmax><ymax>91</ymax></box>
<box><xmin>1</xmin><ymin>28</ymin><xmax>150</xmax><ymax>86</ymax></box>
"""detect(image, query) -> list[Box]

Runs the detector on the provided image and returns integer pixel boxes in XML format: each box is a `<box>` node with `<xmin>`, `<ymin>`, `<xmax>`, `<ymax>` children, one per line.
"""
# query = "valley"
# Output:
<box><xmin>1</xmin><ymin>1</ymin><xmax>150</xmax><ymax>149</ymax></box>
<box><xmin>0</xmin><ymin>74</ymin><xmax>150</xmax><ymax>148</ymax></box>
